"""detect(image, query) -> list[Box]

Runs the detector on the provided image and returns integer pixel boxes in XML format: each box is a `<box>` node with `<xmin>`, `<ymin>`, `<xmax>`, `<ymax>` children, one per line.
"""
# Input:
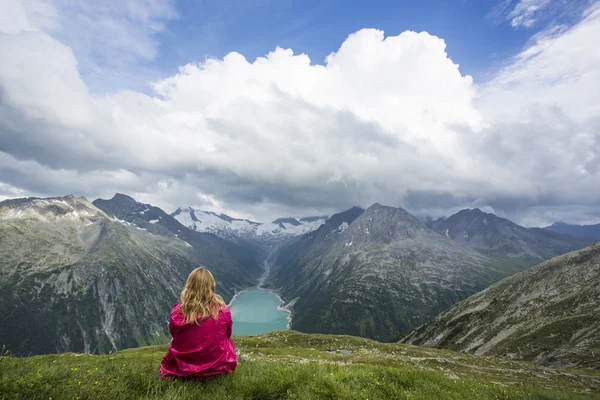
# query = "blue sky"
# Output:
<box><xmin>157</xmin><ymin>0</ymin><xmax>524</xmax><ymax>78</ymax></box>
<box><xmin>70</xmin><ymin>0</ymin><xmax>589</xmax><ymax>93</ymax></box>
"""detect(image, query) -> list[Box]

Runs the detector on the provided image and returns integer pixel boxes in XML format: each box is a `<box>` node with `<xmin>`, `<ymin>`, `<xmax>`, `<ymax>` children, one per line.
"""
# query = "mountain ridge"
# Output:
<box><xmin>428</xmin><ymin>208</ymin><xmax>593</xmax><ymax>270</ymax></box>
<box><xmin>268</xmin><ymin>203</ymin><xmax>514</xmax><ymax>341</ymax></box>
<box><xmin>544</xmin><ymin>221</ymin><xmax>600</xmax><ymax>240</ymax></box>
<box><xmin>400</xmin><ymin>242</ymin><xmax>600</xmax><ymax>369</ymax></box>
<box><xmin>170</xmin><ymin>203</ymin><xmax>329</xmax><ymax>248</ymax></box>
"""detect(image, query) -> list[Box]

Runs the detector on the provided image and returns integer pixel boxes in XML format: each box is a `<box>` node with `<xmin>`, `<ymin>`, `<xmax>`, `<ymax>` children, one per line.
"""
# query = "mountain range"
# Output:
<box><xmin>171</xmin><ymin>206</ymin><xmax>328</xmax><ymax>248</ymax></box>
<box><xmin>0</xmin><ymin>193</ymin><xmax>327</xmax><ymax>354</ymax></box>
<box><xmin>400</xmin><ymin>242</ymin><xmax>600</xmax><ymax>369</ymax></box>
<box><xmin>1</xmin><ymin>193</ymin><xmax>597</xmax><ymax>361</ymax></box>
<box><xmin>427</xmin><ymin>208</ymin><xmax>593</xmax><ymax>270</ymax></box>
<box><xmin>266</xmin><ymin>205</ymin><xmax>596</xmax><ymax>342</ymax></box>
<box><xmin>267</xmin><ymin>204</ymin><xmax>515</xmax><ymax>341</ymax></box>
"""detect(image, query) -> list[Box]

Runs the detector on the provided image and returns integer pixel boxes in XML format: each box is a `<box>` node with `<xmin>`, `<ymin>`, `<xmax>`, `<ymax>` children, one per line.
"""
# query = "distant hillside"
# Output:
<box><xmin>1</xmin><ymin>331</ymin><xmax>598</xmax><ymax>399</ymax></box>
<box><xmin>400</xmin><ymin>243</ymin><xmax>600</xmax><ymax>369</ymax></box>
<box><xmin>429</xmin><ymin>208</ymin><xmax>593</xmax><ymax>270</ymax></box>
<box><xmin>545</xmin><ymin>222</ymin><xmax>600</xmax><ymax>240</ymax></box>
<box><xmin>268</xmin><ymin>204</ymin><xmax>515</xmax><ymax>341</ymax></box>
<box><xmin>0</xmin><ymin>196</ymin><xmax>197</xmax><ymax>355</ymax></box>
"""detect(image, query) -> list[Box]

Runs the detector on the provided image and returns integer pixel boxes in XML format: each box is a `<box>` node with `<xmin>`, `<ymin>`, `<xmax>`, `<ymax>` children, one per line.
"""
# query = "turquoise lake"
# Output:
<box><xmin>229</xmin><ymin>288</ymin><xmax>289</xmax><ymax>336</ymax></box>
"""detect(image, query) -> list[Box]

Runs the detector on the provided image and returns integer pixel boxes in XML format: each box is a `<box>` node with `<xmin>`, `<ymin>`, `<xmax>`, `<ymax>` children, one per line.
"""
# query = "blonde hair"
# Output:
<box><xmin>180</xmin><ymin>267</ymin><xmax>225</xmax><ymax>324</ymax></box>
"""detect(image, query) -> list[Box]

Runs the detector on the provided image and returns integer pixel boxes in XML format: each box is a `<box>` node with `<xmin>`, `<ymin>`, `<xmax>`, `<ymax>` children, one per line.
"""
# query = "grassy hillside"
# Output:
<box><xmin>1</xmin><ymin>331</ymin><xmax>599</xmax><ymax>400</ymax></box>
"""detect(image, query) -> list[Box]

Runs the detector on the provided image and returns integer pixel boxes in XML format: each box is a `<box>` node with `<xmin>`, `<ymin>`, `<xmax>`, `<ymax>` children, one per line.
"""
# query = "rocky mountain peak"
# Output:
<box><xmin>339</xmin><ymin>203</ymin><xmax>429</xmax><ymax>245</ymax></box>
<box><xmin>272</xmin><ymin>217</ymin><xmax>302</xmax><ymax>228</ymax></box>
<box><xmin>451</xmin><ymin>208</ymin><xmax>495</xmax><ymax>221</ymax></box>
<box><xmin>172</xmin><ymin>206</ymin><xmax>195</xmax><ymax>215</ymax></box>
<box><xmin>299</xmin><ymin>216</ymin><xmax>329</xmax><ymax>223</ymax></box>
<box><xmin>300</xmin><ymin>206</ymin><xmax>364</xmax><ymax>242</ymax></box>
<box><xmin>0</xmin><ymin>195</ymin><xmax>103</xmax><ymax>221</ymax></box>
<box><xmin>110</xmin><ymin>193</ymin><xmax>139</xmax><ymax>207</ymax></box>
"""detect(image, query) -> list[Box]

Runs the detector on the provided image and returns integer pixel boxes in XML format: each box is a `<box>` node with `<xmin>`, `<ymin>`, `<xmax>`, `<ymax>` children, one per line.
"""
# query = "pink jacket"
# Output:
<box><xmin>159</xmin><ymin>303</ymin><xmax>237</xmax><ymax>379</ymax></box>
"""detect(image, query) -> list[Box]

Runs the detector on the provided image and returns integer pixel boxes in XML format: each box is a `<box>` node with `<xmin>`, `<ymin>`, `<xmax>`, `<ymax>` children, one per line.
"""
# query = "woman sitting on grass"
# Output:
<box><xmin>160</xmin><ymin>267</ymin><xmax>237</xmax><ymax>379</ymax></box>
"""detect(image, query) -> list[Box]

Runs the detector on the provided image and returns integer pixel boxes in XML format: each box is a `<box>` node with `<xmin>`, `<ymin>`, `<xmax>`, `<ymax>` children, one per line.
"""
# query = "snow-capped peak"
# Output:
<box><xmin>171</xmin><ymin>206</ymin><xmax>328</xmax><ymax>245</ymax></box>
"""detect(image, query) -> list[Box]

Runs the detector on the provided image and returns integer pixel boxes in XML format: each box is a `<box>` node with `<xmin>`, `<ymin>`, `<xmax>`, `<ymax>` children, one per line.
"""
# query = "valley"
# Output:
<box><xmin>229</xmin><ymin>252</ymin><xmax>292</xmax><ymax>336</ymax></box>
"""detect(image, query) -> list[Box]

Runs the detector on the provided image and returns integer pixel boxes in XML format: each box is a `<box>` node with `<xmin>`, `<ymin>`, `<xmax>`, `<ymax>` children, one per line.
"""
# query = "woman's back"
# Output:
<box><xmin>159</xmin><ymin>267</ymin><xmax>237</xmax><ymax>379</ymax></box>
<box><xmin>160</xmin><ymin>303</ymin><xmax>237</xmax><ymax>379</ymax></box>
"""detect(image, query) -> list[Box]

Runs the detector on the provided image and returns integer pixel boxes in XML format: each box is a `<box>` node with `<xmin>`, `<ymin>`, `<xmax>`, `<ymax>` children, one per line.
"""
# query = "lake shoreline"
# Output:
<box><xmin>263</xmin><ymin>288</ymin><xmax>294</xmax><ymax>330</ymax></box>
<box><xmin>228</xmin><ymin>251</ymin><xmax>294</xmax><ymax>331</ymax></box>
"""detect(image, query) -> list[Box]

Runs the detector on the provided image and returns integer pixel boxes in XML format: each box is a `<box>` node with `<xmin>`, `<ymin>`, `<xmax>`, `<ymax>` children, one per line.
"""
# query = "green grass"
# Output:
<box><xmin>1</xmin><ymin>331</ymin><xmax>599</xmax><ymax>399</ymax></box>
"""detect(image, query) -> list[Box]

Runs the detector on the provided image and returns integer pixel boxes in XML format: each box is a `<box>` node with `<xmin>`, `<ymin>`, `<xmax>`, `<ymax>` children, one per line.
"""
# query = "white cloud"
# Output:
<box><xmin>493</xmin><ymin>0</ymin><xmax>591</xmax><ymax>29</ymax></box>
<box><xmin>471</xmin><ymin>4</ymin><xmax>600</xmax><ymax>206</ymax></box>
<box><xmin>0</xmin><ymin>1</ymin><xmax>599</xmax><ymax>225</ymax></box>
<box><xmin>508</xmin><ymin>0</ymin><xmax>552</xmax><ymax>27</ymax></box>
<box><xmin>0</xmin><ymin>0</ymin><xmax>178</xmax><ymax>93</ymax></box>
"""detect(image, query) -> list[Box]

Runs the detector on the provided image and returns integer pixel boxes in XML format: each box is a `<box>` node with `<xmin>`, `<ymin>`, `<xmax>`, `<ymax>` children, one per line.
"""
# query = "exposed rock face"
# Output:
<box><xmin>400</xmin><ymin>243</ymin><xmax>600</xmax><ymax>369</ymax></box>
<box><xmin>268</xmin><ymin>204</ymin><xmax>515</xmax><ymax>341</ymax></box>
<box><xmin>429</xmin><ymin>209</ymin><xmax>593</xmax><ymax>270</ymax></box>
<box><xmin>0</xmin><ymin>196</ymin><xmax>197</xmax><ymax>355</ymax></box>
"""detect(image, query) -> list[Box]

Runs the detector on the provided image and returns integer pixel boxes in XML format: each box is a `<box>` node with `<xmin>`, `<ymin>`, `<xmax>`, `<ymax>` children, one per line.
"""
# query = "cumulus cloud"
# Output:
<box><xmin>0</xmin><ymin>0</ymin><xmax>599</xmax><ymax>225</ymax></box>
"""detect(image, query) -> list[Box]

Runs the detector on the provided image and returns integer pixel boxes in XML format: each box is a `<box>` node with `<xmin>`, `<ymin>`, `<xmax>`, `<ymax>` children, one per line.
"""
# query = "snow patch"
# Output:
<box><xmin>337</xmin><ymin>222</ymin><xmax>349</xmax><ymax>233</ymax></box>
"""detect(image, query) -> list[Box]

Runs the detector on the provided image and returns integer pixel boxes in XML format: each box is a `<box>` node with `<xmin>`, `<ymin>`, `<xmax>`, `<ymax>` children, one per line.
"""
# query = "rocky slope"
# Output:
<box><xmin>93</xmin><ymin>194</ymin><xmax>263</xmax><ymax>301</ymax></box>
<box><xmin>268</xmin><ymin>204</ymin><xmax>515</xmax><ymax>341</ymax></box>
<box><xmin>429</xmin><ymin>208</ymin><xmax>593</xmax><ymax>270</ymax></box>
<box><xmin>171</xmin><ymin>206</ymin><xmax>328</xmax><ymax>248</ymax></box>
<box><xmin>400</xmin><ymin>243</ymin><xmax>600</xmax><ymax>369</ymax></box>
<box><xmin>544</xmin><ymin>222</ymin><xmax>600</xmax><ymax>239</ymax></box>
<box><xmin>0</xmin><ymin>196</ymin><xmax>198</xmax><ymax>355</ymax></box>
